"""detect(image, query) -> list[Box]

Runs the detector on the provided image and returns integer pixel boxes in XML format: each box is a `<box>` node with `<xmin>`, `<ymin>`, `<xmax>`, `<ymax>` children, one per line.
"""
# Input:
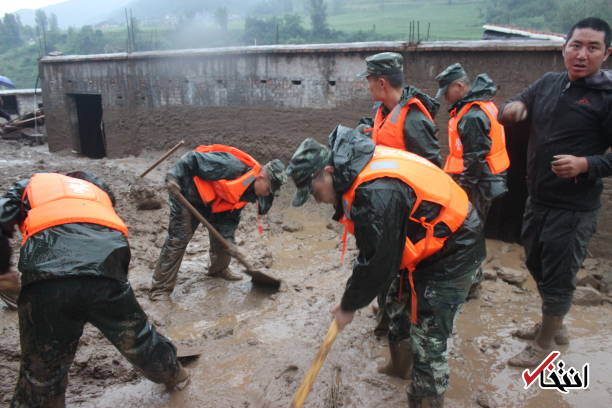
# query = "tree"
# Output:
<box><xmin>35</xmin><ymin>9</ymin><xmax>48</xmax><ymax>33</ymax></box>
<box><xmin>1</xmin><ymin>14</ymin><xmax>23</xmax><ymax>50</ymax></box>
<box><xmin>214</xmin><ymin>7</ymin><xmax>229</xmax><ymax>32</ymax></box>
<box><xmin>308</xmin><ymin>0</ymin><xmax>329</xmax><ymax>37</ymax></box>
<box><xmin>555</xmin><ymin>0</ymin><xmax>612</xmax><ymax>33</ymax></box>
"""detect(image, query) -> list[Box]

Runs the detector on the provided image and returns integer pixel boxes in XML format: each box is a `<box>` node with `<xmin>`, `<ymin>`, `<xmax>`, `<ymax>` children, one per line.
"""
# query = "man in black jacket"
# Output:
<box><xmin>499</xmin><ymin>17</ymin><xmax>612</xmax><ymax>367</ymax></box>
<box><xmin>0</xmin><ymin>171</ymin><xmax>189</xmax><ymax>407</ymax></box>
<box><xmin>286</xmin><ymin>128</ymin><xmax>484</xmax><ymax>407</ymax></box>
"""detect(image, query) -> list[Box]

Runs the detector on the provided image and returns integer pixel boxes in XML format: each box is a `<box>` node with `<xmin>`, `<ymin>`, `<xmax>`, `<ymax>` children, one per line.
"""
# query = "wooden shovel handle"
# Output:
<box><xmin>291</xmin><ymin>319</ymin><xmax>340</xmax><ymax>408</ymax></box>
<box><xmin>166</xmin><ymin>181</ymin><xmax>255</xmax><ymax>272</ymax></box>
<box><xmin>140</xmin><ymin>140</ymin><xmax>185</xmax><ymax>178</ymax></box>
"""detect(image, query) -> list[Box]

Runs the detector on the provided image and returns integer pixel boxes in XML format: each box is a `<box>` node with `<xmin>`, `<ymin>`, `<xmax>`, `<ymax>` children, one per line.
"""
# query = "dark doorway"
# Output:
<box><xmin>0</xmin><ymin>95</ymin><xmax>18</xmax><ymax>115</ymax></box>
<box><xmin>72</xmin><ymin>94</ymin><xmax>105</xmax><ymax>158</ymax></box>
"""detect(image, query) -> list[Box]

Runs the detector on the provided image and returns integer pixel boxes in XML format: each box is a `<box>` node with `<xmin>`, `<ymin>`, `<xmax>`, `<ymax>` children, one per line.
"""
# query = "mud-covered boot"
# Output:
<box><xmin>408</xmin><ymin>394</ymin><xmax>444</xmax><ymax>408</ymax></box>
<box><xmin>466</xmin><ymin>282</ymin><xmax>481</xmax><ymax>301</ymax></box>
<box><xmin>512</xmin><ymin>322</ymin><xmax>570</xmax><ymax>345</ymax></box>
<box><xmin>378</xmin><ymin>339</ymin><xmax>412</xmax><ymax>379</ymax></box>
<box><xmin>206</xmin><ymin>267</ymin><xmax>243</xmax><ymax>281</ymax></box>
<box><xmin>165</xmin><ymin>365</ymin><xmax>190</xmax><ymax>391</ymax></box>
<box><xmin>373</xmin><ymin>306</ymin><xmax>389</xmax><ymax>337</ymax></box>
<box><xmin>148</xmin><ymin>289</ymin><xmax>171</xmax><ymax>302</ymax></box>
<box><xmin>508</xmin><ymin>315</ymin><xmax>563</xmax><ymax>367</ymax></box>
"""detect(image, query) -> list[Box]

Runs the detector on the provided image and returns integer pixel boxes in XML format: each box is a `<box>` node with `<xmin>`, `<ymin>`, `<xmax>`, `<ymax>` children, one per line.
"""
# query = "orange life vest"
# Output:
<box><xmin>340</xmin><ymin>146</ymin><xmax>469</xmax><ymax>323</ymax></box>
<box><xmin>192</xmin><ymin>145</ymin><xmax>261</xmax><ymax>213</ymax></box>
<box><xmin>19</xmin><ymin>173</ymin><xmax>128</xmax><ymax>245</ymax></box>
<box><xmin>444</xmin><ymin>100</ymin><xmax>510</xmax><ymax>174</ymax></box>
<box><xmin>370</xmin><ymin>97</ymin><xmax>434</xmax><ymax>151</ymax></box>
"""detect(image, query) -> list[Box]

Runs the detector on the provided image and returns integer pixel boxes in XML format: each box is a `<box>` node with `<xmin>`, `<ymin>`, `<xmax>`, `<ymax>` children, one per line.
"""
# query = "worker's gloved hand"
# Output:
<box><xmin>330</xmin><ymin>304</ymin><xmax>354</xmax><ymax>332</ymax></box>
<box><xmin>166</xmin><ymin>179</ymin><xmax>181</xmax><ymax>195</ymax></box>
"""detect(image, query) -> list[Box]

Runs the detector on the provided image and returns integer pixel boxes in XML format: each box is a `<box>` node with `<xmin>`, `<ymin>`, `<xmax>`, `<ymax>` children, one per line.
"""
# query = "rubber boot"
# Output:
<box><xmin>206</xmin><ymin>238</ymin><xmax>243</xmax><ymax>281</ymax></box>
<box><xmin>378</xmin><ymin>339</ymin><xmax>412</xmax><ymax>379</ymax></box>
<box><xmin>408</xmin><ymin>394</ymin><xmax>444</xmax><ymax>408</ymax></box>
<box><xmin>374</xmin><ymin>306</ymin><xmax>389</xmax><ymax>337</ymax></box>
<box><xmin>508</xmin><ymin>315</ymin><xmax>564</xmax><ymax>368</ymax></box>
<box><xmin>512</xmin><ymin>322</ymin><xmax>569</xmax><ymax>345</ymax></box>
<box><xmin>165</xmin><ymin>365</ymin><xmax>190</xmax><ymax>391</ymax></box>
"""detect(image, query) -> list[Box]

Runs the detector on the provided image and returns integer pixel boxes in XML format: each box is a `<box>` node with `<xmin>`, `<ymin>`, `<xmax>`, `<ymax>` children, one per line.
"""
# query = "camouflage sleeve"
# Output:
<box><xmin>0</xmin><ymin>178</ymin><xmax>29</xmax><ymax>274</ymax></box>
<box><xmin>404</xmin><ymin>109</ymin><xmax>442</xmax><ymax>167</ymax></box>
<box><xmin>340</xmin><ymin>178</ymin><xmax>414</xmax><ymax>312</ymax></box>
<box><xmin>167</xmin><ymin>151</ymin><xmax>249</xmax><ymax>188</ymax></box>
<box><xmin>455</xmin><ymin>106</ymin><xmax>491</xmax><ymax>189</ymax></box>
<box><xmin>0</xmin><ymin>178</ymin><xmax>29</xmax><ymax>233</ymax></box>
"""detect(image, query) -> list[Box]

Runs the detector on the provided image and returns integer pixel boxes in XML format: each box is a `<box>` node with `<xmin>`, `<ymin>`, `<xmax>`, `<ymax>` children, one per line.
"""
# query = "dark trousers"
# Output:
<box><xmin>521</xmin><ymin>198</ymin><xmax>598</xmax><ymax>316</ymax></box>
<box><xmin>11</xmin><ymin>277</ymin><xmax>181</xmax><ymax>408</ymax></box>
<box><xmin>151</xmin><ymin>195</ymin><xmax>238</xmax><ymax>295</ymax></box>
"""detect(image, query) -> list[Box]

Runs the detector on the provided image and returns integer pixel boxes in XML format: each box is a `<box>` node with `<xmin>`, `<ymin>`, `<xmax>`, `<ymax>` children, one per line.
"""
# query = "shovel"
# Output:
<box><xmin>139</xmin><ymin>140</ymin><xmax>185</xmax><ymax>178</ymax></box>
<box><xmin>167</xmin><ymin>181</ymin><xmax>282</xmax><ymax>289</ymax></box>
<box><xmin>291</xmin><ymin>319</ymin><xmax>340</xmax><ymax>408</ymax></box>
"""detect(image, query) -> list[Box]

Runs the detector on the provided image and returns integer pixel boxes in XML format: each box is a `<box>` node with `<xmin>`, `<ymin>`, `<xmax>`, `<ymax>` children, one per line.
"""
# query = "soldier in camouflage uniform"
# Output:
<box><xmin>149</xmin><ymin>148</ymin><xmax>286</xmax><ymax>300</ymax></box>
<box><xmin>357</xmin><ymin>52</ymin><xmax>443</xmax><ymax>350</ymax></box>
<box><xmin>434</xmin><ymin>63</ymin><xmax>509</xmax><ymax>300</ymax></box>
<box><xmin>286</xmin><ymin>127</ymin><xmax>484</xmax><ymax>407</ymax></box>
<box><xmin>0</xmin><ymin>171</ymin><xmax>189</xmax><ymax>407</ymax></box>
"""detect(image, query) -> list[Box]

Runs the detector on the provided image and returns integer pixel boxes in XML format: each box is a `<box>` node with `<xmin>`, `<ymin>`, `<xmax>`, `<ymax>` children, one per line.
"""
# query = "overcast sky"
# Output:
<box><xmin>0</xmin><ymin>0</ymin><xmax>65</xmax><ymax>17</ymax></box>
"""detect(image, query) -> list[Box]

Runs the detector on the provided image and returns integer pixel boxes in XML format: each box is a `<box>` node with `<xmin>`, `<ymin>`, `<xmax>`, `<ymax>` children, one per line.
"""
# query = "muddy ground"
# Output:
<box><xmin>1</xmin><ymin>139</ymin><xmax>611</xmax><ymax>408</ymax></box>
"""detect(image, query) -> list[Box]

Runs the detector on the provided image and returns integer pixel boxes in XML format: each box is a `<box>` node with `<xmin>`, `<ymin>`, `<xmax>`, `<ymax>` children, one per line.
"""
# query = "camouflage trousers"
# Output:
<box><xmin>11</xmin><ymin>277</ymin><xmax>181</xmax><ymax>408</ymax></box>
<box><xmin>384</xmin><ymin>268</ymin><xmax>475</xmax><ymax>398</ymax></box>
<box><xmin>150</xmin><ymin>195</ymin><xmax>238</xmax><ymax>296</ymax></box>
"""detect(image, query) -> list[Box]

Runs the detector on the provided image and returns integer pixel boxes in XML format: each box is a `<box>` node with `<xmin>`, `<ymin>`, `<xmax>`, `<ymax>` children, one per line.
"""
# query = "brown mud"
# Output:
<box><xmin>1</xmin><ymin>140</ymin><xmax>611</xmax><ymax>407</ymax></box>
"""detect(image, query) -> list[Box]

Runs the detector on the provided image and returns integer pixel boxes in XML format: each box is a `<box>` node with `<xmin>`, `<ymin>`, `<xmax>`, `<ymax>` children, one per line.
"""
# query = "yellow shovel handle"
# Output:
<box><xmin>291</xmin><ymin>319</ymin><xmax>340</xmax><ymax>408</ymax></box>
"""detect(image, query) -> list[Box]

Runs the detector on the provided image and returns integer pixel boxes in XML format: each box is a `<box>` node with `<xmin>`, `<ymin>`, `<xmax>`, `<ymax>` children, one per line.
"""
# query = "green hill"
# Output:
<box><xmin>326</xmin><ymin>0</ymin><xmax>486</xmax><ymax>40</ymax></box>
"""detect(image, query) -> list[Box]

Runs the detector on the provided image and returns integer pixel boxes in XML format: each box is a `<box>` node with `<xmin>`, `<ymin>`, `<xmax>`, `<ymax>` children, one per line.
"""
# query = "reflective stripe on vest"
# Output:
<box><xmin>192</xmin><ymin>145</ymin><xmax>261</xmax><ymax>213</ymax></box>
<box><xmin>371</xmin><ymin>97</ymin><xmax>434</xmax><ymax>151</ymax></box>
<box><xmin>340</xmin><ymin>146</ymin><xmax>469</xmax><ymax>323</ymax></box>
<box><xmin>444</xmin><ymin>101</ymin><xmax>510</xmax><ymax>174</ymax></box>
<box><xmin>19</xmin><ymin>173</ymin><xmax>128</xmax><ymax>245</ymax></box>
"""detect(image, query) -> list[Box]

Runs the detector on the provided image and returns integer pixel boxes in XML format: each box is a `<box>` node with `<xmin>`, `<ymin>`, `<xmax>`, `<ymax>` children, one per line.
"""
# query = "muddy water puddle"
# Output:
<box><xmin>1</xmin><ymin>142</ymin><xmax>611</xmax><ymax>407</ymax></box>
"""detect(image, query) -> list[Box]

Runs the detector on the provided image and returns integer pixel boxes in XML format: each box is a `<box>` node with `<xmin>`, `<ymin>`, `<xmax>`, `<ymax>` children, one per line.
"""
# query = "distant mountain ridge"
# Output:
<box><xmin>14</xmin><ymin>0</ymin><xmax>134</xmax><ymax>28</ymax></box>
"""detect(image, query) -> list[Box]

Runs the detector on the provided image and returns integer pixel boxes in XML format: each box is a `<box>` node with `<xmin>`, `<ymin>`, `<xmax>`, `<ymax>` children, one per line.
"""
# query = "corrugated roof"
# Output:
<box><xmin>0</xmin><ymin>88</ymin><xmax>42</xmax><ymax>95</ymax></box>
<box><xmin>483</xmin><ymin>24</ymin><xmax>565</xmax><ymax>42</ymax></box>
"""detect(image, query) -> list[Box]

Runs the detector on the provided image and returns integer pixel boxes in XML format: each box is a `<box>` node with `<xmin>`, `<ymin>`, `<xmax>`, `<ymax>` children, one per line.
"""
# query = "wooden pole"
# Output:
<box><xmin>292</xmin><ymin>320</ymin><xmax>340</xmax><ymax>407</ymax></box>
<box><xmin>139</xmin><ymin>140</ymin><xmax>184</xmax><ymax>178</ymax></box>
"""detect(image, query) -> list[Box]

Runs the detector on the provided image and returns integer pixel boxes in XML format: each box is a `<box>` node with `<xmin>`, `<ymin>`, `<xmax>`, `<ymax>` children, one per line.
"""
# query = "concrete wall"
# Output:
<box><xmin>39</xmin><ymin>40</ymin><xmax>612</xmax><ymax>256</ymax></box>
<box><xmin>0</xmin><ymin>89</ymin><xmax>42</xmax><ymax>117</ymax></box>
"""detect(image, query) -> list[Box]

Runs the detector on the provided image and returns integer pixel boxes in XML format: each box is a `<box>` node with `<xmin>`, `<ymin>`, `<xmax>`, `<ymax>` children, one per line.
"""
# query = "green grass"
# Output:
<box><xmin>326</xmin><ymin>0</ymin><xmax>486</xmax><ymax>40</ymax></box>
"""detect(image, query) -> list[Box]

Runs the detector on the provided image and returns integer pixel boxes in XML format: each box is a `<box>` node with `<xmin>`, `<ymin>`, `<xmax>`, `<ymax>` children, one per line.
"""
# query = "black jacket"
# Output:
<box><xmin>450</xmin><ymin>74</ymin><xmax>508</xmax><ymax>205</ymax></box>
<box><xmin>0</xmin><ymin>178</ymin><xmax>131</xmax><ymax>287</ymax></box>
<box><xmin>327</xmin><ymin>127</ymin><xmax>485</xmax><ymax>312</ymax></box>
<box><xmin>359</xmin><ymin>86</ymin><xmax>443</xmax><ymax>167</ymax></box>
<box><xmin>499</xmin><ymin>70</ymin><xmax>612</xmax><ymax>211</ymax></box>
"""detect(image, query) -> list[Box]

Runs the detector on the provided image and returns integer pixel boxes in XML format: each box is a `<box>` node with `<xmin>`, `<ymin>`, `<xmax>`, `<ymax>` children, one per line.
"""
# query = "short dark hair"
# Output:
<box><xmin>565</xmin><ymin>17</ymin><xmax>611</xmax><ymax>48</ymax></box>
<box><xmin>372</xmin><ymin>72</ymin><xmax>404</xmax><ymax>89</ymax></box>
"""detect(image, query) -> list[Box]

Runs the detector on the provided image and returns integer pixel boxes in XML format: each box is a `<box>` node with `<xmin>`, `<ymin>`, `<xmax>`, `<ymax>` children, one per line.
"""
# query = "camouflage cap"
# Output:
<box><xmin>434</xmin><ymin>63</ymin><xmax>468</xmax><ymax>99</ymax></box>
<box><xmin>286</xmin><ymin>138</ymin><xmax>332</xmax><ymax>207</ymax></box>
<box><xmin>263</xmin><ymin>159</ymin><xmax>287</xmax><ymax>193</ymax></box>
<box><xmin>357</xmin><ymin>52</ymin><xmax>404</xmax><ymax>78</ymax></box>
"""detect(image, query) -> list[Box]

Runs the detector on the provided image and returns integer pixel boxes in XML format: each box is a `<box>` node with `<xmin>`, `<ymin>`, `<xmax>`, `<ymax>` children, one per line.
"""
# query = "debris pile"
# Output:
<box><xmin>0</xmin><ymin>109</ymin><xmax>45</xmax><ymax>145</ymax></box>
